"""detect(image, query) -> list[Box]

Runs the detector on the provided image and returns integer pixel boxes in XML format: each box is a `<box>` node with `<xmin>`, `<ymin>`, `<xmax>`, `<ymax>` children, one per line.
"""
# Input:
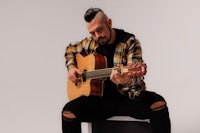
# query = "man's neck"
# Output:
<box><xmin>108</xmin><ymin>28</ymin><xmax>116</xmax><ymax>45</ymax></box>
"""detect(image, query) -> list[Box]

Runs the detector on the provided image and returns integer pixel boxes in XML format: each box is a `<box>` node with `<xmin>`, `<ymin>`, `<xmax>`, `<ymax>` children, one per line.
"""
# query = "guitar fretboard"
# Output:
<box><xmin>84</xmin><ymin>67</ymin><xmax>115</xmax><ymax>79</ymax></box>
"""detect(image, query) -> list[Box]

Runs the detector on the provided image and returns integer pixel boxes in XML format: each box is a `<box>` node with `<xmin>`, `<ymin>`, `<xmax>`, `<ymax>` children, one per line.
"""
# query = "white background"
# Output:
<box><xmin>1</xmin><ymin>0</ymin><xmax>200</xmax><ymax>133</ymax></box>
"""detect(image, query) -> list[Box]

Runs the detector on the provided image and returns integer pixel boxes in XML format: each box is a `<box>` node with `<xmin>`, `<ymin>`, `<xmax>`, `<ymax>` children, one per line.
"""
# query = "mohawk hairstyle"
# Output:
<box><xmin>84</xmin><ymin>8</ymin><xmax>103</xmax><ymax>22</ymax></box>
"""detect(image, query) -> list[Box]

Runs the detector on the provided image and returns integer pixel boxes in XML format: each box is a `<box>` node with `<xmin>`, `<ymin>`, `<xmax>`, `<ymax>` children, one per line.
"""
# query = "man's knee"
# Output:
<box><xmin>151</xmin><ymin>101</ymin><xmax>166</xmax><ymax>111</ymax></box>
<box><xmin>62</xmin><ymin>110</ymin><xmax>76</xmax><ymax>119</ymax></box>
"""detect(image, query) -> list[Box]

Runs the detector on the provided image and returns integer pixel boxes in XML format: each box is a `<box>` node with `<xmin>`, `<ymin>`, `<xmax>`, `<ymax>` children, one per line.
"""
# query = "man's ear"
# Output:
<box><xmin>107</xmin><ymin>18</ymin><xmax>112</xmax><ymax>27</ymax></box>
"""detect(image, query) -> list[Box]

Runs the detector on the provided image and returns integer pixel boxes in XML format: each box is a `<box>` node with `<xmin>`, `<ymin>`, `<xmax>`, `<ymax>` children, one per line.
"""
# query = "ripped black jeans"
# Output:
<box><xmin>62</xmin><ymin>91</ymin><xmax>171</xmax><ymax>133</ymax></box>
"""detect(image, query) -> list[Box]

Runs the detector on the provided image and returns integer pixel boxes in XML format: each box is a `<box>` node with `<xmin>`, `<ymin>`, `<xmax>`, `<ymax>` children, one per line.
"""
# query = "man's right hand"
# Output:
<box><xmin>68</xmin><ymin>68</ymin><xmax>82</xmax><ymax>83</ymax></box>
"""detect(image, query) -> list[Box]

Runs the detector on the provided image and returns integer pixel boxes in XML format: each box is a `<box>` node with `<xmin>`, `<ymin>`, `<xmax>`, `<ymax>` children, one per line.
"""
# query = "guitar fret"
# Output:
<box><xmin>86</xmin><ymin>68</ymin><xmax>113</xmax><ymax>79</ymax></box>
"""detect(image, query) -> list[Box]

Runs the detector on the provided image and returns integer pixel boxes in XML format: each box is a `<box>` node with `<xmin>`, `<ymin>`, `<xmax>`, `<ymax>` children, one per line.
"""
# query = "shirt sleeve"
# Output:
<box><xmin>127</xmin><ymin>37</ymin><xmax>143</xmax><ymax>64</ymax></box>
<box><xmin>118</xmin><ymin>37</ymin><xmax>146</xmax><ymax>99</ymax></box>
<box><xmin>64</xmin><ymin>41</ymin><xmax>82</xmax><ymax>70</ymax></box>
<box><xmin>64</xmin><ymin>37</ymin><xmax>96</xmax><ymax>70</ymax></box>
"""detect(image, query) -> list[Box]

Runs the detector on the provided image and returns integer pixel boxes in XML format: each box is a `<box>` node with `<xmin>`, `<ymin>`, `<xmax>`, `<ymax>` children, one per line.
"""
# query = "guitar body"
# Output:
<box><xmin>67</xmin><ymin>54</ymin><xmax>107</xmax><ymax>101</ymax></box>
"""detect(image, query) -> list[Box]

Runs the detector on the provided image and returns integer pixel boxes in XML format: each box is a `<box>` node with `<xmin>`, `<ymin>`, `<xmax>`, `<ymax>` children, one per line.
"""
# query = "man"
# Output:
<box><xmin>62</xmin><ymin>8</ymin><xmax>171</xmax><ymax>133</ymax></box>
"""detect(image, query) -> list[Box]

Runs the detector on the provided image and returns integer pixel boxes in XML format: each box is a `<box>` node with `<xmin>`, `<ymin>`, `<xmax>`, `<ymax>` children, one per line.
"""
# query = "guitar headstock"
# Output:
<box><xmin>120</xmin><ymin>62</ymin><xmax>147</xmax><ymax>77</ymax></box>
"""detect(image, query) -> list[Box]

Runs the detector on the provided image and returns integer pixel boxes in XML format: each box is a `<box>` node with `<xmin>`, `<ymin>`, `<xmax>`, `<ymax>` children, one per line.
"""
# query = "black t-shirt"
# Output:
<box><xmin>96</xmin><ymin>29</ymin><xmax>126</xmax><ymax>98</ymax></box>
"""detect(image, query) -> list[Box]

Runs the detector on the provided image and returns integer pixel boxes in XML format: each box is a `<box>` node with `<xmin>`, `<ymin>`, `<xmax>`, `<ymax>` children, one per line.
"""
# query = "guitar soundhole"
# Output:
<box><xmin>82</xmin><ymin>70</ymin><xmax>87</xmax><ymax>82</ymax></box>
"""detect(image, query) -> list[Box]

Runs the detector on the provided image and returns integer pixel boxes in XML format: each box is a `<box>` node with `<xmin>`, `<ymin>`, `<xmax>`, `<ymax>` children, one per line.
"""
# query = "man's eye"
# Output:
<box><xmin>97</xmin><ymin>27</ymin><xmax>103</xmax><ymax>33</ymax></box>
<box><xmin>90</xmin><ymin>32</ymin><xmax>95</xmax><ymax>36</ymax></box>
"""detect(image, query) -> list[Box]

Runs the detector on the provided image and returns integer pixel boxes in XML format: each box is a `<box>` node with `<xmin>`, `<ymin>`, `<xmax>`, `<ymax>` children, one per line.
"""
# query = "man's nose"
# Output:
<box><xmin>95</xmin><ymin>32</ymin><xmax>101</xmax><ymax>39</ymax></box>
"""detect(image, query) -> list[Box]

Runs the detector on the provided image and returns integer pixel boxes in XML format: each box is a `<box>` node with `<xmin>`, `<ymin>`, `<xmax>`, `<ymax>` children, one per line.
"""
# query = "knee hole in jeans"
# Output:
<box><xmin>63</xmin><ymin>110</ymin><xmax>77</xmax><ymax>119</ymax></box>
<box><xmin>151</xmin><ymin>101</ymin><xmax>166</xmax><ymax>111</ymax></box>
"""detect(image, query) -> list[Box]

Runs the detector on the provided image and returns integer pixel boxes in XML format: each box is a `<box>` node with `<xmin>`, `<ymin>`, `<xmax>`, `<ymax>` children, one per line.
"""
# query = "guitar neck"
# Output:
<box><xmin>83</xmin><ymin>67</ymin><xmax>114</xmax><ymax>79</ymax></box>
<box><xmin>81</xmin><ymin>62</ymin><xmax>146</xmax><ymax>81</ymax></box>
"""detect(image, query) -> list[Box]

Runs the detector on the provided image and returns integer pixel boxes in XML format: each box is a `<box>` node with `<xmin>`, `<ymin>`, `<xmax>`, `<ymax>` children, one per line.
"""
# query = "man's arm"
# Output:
<box><xmin>127</xmin><ymin>38</ymin><xmax>143</xmax><ymax>64</ymax></box>
<box><xmin>112</xmin><ymin>36</ymin><xmax>146</xmax><ymax>99</ymax></box>
<box><xmin>65</xmin><ymin>41</ymin><xmax>80</xmax><ymax>70</ymax></box>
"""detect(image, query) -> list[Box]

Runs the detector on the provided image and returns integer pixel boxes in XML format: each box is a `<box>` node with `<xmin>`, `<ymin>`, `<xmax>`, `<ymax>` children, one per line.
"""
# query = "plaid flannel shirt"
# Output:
<box><xmin>65</xmin><ymin>29</ymin><xmax>146</xmax><ymax>99</ymax></box>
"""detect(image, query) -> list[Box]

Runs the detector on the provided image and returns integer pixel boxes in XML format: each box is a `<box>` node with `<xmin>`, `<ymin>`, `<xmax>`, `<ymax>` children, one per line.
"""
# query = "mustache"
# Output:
<box><xmin>97</xmin><ymin>36</ymin><xmax>105</xmax><ymax>41</ymax></box>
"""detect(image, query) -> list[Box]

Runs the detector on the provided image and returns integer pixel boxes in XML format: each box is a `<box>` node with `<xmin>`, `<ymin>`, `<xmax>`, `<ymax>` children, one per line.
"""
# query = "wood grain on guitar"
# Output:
<box><xmin>67</xmin><ymin>54</ymin><xmax>146</xmax><ymax>101</ymax></box>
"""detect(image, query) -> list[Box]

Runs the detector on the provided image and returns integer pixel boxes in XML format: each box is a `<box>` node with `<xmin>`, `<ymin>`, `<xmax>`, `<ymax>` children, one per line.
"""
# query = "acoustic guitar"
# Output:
<box><xmin>67</xmin><ymin>54</ymin><xmax>146</xmax><ymax>101</ymax></box>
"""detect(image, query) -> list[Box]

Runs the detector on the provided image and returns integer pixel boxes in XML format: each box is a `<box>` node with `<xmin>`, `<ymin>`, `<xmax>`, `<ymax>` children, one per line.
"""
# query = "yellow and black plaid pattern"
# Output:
<box><xmin>65</xmin><ymin>32</ymin><xmax>146</xmax><ymax>99</ymax></box>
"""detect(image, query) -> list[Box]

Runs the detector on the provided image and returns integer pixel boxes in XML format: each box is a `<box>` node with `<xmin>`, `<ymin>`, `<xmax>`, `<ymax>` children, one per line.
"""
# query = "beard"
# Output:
<box><xmin>97</xmin><ymin>25</ymin><xmax>112</xmax><ymax>46</ymax></box>
<box><xmin>97</xmin><ymin>36</ymin><xmax>109</xmax><ymax>45</ymax></box>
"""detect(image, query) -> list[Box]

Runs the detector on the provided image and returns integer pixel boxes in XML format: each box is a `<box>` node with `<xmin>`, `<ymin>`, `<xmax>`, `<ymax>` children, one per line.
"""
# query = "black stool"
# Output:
<box><xmin>82</xmin><ymin>116</ymin><xmax>151</xmax><ymax>133</ymax></box>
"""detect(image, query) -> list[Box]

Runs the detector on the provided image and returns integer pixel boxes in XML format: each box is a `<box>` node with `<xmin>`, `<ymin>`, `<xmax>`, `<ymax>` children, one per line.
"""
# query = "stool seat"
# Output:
<box><xmin>107</xmin><ymin>116</ymin><xmax>150</xmax><ymax>122</ymax></box>
<box><xmin>82</xmin><ymin>116</ymin><xmax>151</xmax><ymax>133</ymax></box>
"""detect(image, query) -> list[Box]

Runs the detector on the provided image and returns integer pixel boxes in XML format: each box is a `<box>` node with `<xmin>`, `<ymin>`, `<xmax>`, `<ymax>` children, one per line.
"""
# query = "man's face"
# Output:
<box><xmin>86</xmin><ymin>18</ymin><xmax>111</xmax><ymax>45</ymax></box>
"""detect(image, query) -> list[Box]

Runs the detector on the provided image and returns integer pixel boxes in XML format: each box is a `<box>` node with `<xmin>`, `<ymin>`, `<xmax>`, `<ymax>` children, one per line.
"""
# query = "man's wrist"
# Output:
<box><xmin>121</xmin><ymin>78</ymin><xmax>132</xmax><ymax>86</ymax></box>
